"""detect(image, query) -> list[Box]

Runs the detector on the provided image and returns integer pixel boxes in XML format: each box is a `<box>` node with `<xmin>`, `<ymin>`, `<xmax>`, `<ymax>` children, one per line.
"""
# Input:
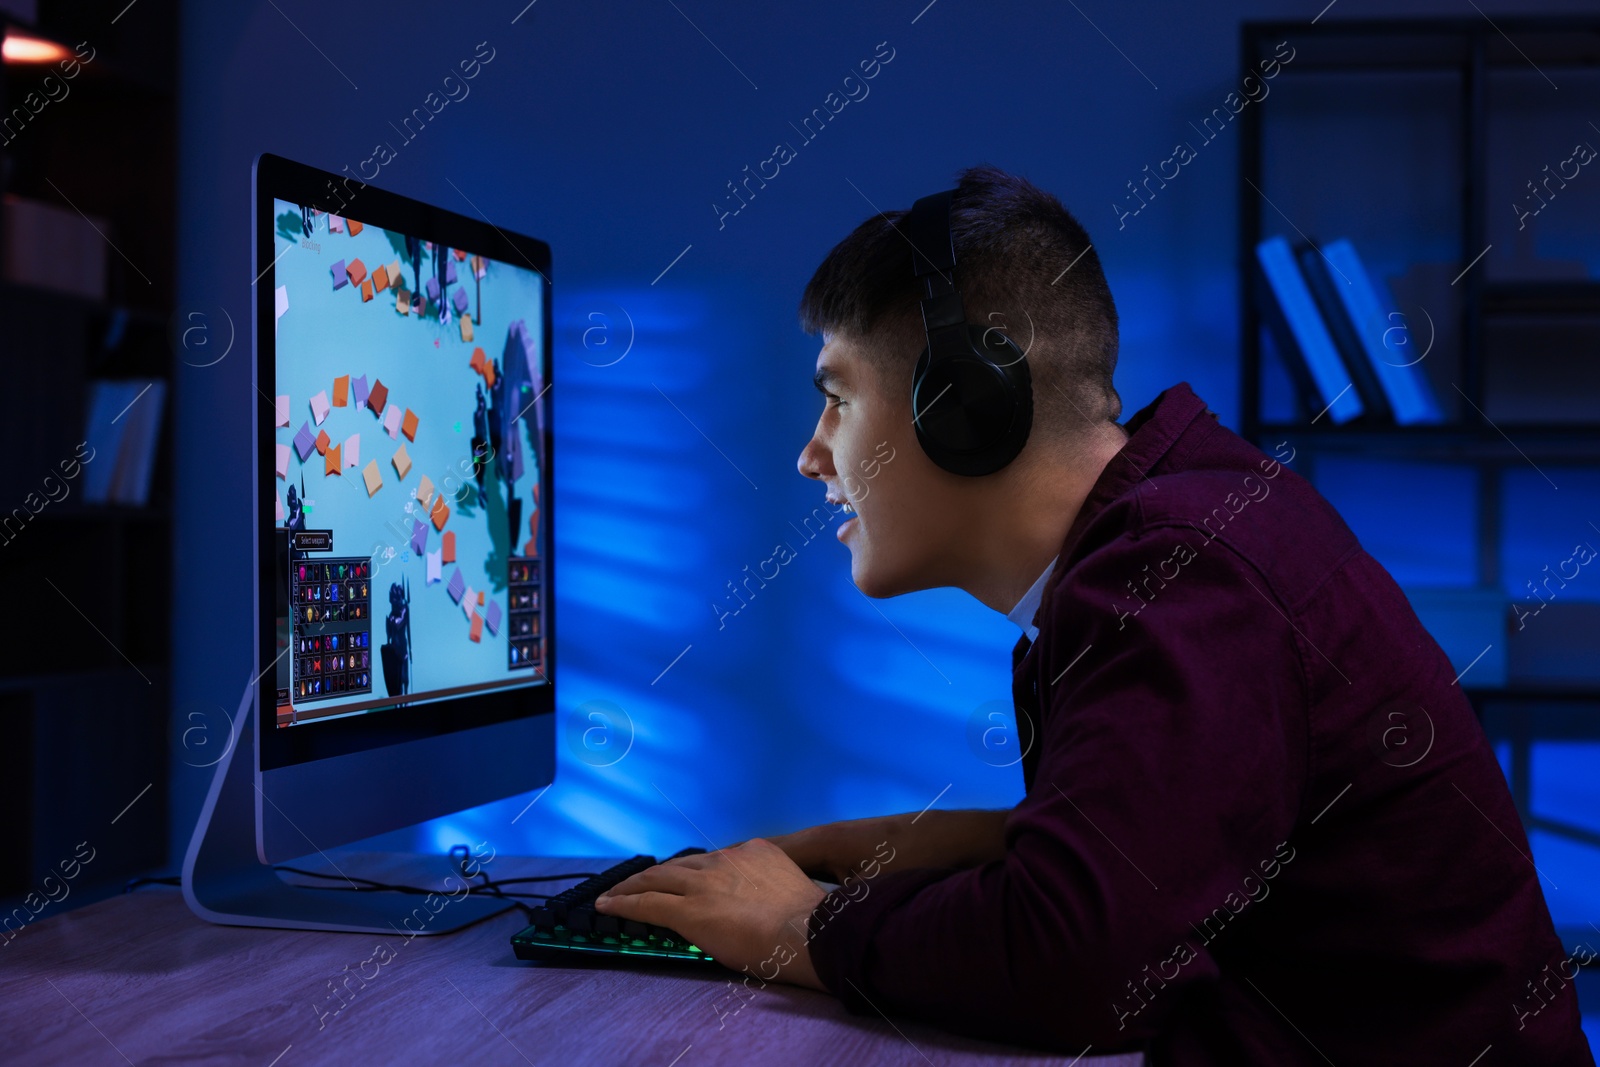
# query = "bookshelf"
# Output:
<box><xmin>1237</xmin><ymin>18</ymin><xmax>1600</xmax><ymax>887</ymax></box>
<box><xmin>0</xmin><ymin>0</ymin><xmax>177</xmax><ymax>902</ymax></box>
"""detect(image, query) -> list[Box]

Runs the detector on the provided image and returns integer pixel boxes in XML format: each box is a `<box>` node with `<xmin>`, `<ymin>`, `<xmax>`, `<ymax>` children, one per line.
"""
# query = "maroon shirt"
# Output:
<box><xmin>806</xmin><ymin>382</ymin><xmax>1592</xmax><ymax>1065</ymax></box>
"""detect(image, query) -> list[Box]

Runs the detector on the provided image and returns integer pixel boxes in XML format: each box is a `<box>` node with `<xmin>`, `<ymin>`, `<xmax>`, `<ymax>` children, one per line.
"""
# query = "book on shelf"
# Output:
<box><xmin>1254</xmin><ymin>235</ymin><xmax>1364</xmax><ymax>425</ymax></box>
<box><xmin>1299</xmin><ymin>239</ymin><xmax>1443</xmax><ymax>426</ymax></box>
<box><xmin>82</xmin><ymin>379</ymin><xmax>166</xmax><ymax>506</ymax></box>
<box><xmin>1296</xmin><ymin>245</ymin><xmax>1392</xmax><ymax>424</ymax></box>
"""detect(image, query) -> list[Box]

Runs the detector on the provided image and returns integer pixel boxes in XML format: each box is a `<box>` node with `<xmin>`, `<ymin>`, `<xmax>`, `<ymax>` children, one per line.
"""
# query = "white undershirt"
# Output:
<box><xmin>1004</xmin><ymin>556</ymin><xmax>1058</xmax><ymax>645</ymax></box>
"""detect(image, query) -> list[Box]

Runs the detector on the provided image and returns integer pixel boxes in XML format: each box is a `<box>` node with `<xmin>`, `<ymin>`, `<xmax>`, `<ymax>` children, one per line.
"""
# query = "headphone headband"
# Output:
<box><xmin>907</xmin><ymin>190</ymin><xmax>956</xmax><ymax>280</ymax></box>
<box><xmin>907</xmin><ymin>191</ymin><xmax>966</xmax><ymax>339</ymax></box>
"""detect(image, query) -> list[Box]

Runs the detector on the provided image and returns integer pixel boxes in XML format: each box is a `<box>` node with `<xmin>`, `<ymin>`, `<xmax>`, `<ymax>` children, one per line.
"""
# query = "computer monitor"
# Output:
<box><xmin>184</xmin><ymin>154</ymin><xmax>555</xmax><ymax>933</ymax></box>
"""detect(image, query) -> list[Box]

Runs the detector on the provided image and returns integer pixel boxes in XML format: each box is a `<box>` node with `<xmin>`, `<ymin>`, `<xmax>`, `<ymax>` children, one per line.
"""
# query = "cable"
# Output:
<box><xmin>117</xmin><ymin>855</ymin><xmax>602</xmax><ymax>928</ymax></box>
<box><xmin>475</xmin><ymin>874</ymin><xmax>600</xmax><ymax>887</ymax></box>
<box><xmin>270</xmin><ymin>865</ymin><xmax>557</xmax><ymax>896</ymax></box>
<box><xmin>267</xmin><ymin>863</ymin><xmax>602</xmax><ymax>923</ymax></box>
<box><xmin>269</xmin><ymin>867</ymin><xmax>561</xmax><ymax>923</ymax></box>
<box><xmin>272</xmin><ymin>865</ymin><xmax>436</xmax><ymax>894</ymax></box>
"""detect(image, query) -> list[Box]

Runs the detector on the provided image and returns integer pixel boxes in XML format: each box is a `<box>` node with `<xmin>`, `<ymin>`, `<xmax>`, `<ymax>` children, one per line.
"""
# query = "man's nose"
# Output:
<box><xmin>797</xmin><ymin>435</ymin><xmax>829</xmax><ymax>481</ymax></box>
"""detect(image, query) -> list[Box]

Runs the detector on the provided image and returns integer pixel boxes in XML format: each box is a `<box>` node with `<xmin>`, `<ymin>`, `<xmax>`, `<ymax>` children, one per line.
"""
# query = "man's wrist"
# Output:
<box><xmin>782</xmin><ymin>931</ymin><xmax>826</xmax><ymax>990</ymax></box>
<box><xmin>762</xmin><ymin>891</ymin><xmax>828</xmax><ymax>991</ymax></box>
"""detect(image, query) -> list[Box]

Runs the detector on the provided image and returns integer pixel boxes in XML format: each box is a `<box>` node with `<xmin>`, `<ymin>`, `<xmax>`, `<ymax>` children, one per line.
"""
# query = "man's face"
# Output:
<box><xmin>796</xmin><ymin>330</ymin><xmax>965</xmax><ymax>597</ymax></box>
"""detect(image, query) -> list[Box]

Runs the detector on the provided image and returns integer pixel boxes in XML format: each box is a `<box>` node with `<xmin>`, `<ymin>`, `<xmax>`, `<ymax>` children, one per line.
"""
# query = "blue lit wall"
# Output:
<box><xmin>171</xmin><ymin>0</ymin><xmax>1600</xmax><ymax>912</ymax></box>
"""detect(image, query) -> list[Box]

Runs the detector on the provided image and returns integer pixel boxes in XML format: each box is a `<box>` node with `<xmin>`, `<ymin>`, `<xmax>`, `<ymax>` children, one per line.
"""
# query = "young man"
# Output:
<box><xmin>595</xmin><ymin>166</ymin><xmax>1592</xmax><ymax>1064</ymax></box>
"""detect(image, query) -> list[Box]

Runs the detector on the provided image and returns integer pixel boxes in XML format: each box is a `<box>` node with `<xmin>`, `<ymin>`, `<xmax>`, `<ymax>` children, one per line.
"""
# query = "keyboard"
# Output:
<box><xmin>510</xmin><ymin>849</ymin><xmax>720</xmax><ymax>966</ymax></box>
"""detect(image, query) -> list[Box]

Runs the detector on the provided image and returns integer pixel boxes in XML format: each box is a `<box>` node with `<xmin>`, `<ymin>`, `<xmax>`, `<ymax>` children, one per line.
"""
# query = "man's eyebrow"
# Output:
<box><xmin>813</xmin><ymin>367</ymin><xmax>844</xmax><ymax>394</ymax></box>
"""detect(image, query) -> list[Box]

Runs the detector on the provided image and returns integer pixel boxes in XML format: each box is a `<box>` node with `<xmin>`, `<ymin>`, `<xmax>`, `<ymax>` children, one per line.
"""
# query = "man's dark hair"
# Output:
<box><xmin>798</xmin><ymin>164</ymin><xmax>1121</xmax><ymax>444</ymax></box>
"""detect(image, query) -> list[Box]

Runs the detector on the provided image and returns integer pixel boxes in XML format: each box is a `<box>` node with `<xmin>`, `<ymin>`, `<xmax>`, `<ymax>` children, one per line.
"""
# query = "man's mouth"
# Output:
<box><xmin>827</xmin><ymin>493</ymin><xmax>857</xmax><ymax>540</ymax></box>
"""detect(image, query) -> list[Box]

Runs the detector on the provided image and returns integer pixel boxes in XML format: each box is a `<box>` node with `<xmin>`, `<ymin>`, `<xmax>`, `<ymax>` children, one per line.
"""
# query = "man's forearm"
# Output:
<box><xmin>881</xmin><ymin>808</ymin><xmax>1008</xmax><ymax>869</ymax></box>
<box><xmin>769</xmin><ymin>808</ymin><xmax>1009</xmax><ymax>882</ymax></box>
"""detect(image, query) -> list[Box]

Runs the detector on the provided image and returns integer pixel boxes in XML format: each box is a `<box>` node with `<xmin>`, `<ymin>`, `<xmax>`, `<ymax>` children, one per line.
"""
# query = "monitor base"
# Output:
<box><xmin>182</xmin><ymin>679</ymin><xmax>512</xmax><ymax>934</ymax></box>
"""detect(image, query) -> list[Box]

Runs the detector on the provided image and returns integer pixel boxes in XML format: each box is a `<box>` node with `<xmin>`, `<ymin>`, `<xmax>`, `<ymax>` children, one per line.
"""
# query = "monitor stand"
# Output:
<box><xmin>183</xmin><ymin>679</ymin><xmax>512</xmax><ymax>934</ymax></box>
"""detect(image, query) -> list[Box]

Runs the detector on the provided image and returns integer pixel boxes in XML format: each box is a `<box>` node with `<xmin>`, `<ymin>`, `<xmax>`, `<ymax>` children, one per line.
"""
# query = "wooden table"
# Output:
<box><xmin>0</xmin><ymin>855</ymin><xmax>1146</xmax><ymax>1066</ymax></box>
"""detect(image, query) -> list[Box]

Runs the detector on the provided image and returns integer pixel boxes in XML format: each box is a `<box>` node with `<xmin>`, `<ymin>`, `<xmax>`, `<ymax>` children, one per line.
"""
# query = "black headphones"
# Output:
<box><xmin>906</xmin><ymin>188</ymin><xmax>1033</xmax><ymax>476</ymax></box>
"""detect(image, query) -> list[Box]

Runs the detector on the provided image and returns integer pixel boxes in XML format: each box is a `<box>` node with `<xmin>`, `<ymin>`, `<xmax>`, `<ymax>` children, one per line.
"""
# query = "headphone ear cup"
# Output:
<box><xmin>912</xmin><ymin>326</ymin><xmax>1032</xmax><ymax>476</ymax></box>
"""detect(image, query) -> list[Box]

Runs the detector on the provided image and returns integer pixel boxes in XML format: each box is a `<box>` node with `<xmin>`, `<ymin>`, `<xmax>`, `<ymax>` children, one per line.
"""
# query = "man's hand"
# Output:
<box><xmin>593</xmin><ymin>838</ymin><xmax>828</xmax><ymax>989</ymax></box>
<box><xmin>764</xmin><ymin>809</ymin><xmax>1009</xmax><ymax>885</ymax></box>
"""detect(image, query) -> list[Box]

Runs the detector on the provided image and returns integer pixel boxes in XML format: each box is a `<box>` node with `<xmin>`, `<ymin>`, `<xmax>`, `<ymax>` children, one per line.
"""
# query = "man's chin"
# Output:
<box><xmin>849</xmin><ymin>555</ymin><xmax>922</xmax><ymax>599</ymax></box>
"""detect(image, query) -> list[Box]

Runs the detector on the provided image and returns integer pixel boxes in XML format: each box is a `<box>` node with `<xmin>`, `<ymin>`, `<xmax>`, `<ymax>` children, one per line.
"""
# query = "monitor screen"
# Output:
<box><xmin>265</xmin><ymin>197</ymin><xmax>550</xmax><ymax>732</ymax></box>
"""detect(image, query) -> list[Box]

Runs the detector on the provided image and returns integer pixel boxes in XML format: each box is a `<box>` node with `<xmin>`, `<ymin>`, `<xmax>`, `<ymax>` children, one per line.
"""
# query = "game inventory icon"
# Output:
<box><xmin>507</xmin><ymin>555</ymin><xmax>542</xmax><ymax>672</ymax></box>
<box><xmin>290</xmin><ymin>556</ymin><xmax>374</xmax><ymax>703</ymax></box>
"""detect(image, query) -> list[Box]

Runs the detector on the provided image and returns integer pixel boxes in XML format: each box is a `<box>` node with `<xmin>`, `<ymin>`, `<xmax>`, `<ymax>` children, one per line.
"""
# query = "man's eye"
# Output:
<box><xmin>825</xmin><ymin>394</ymin><xmax>843</xmax><ymax>408</ymax></box>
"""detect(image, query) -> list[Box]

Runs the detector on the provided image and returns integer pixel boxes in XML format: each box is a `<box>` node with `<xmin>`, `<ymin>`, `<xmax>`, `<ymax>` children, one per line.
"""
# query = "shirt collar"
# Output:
<box><xmin>1006</xmin><ymin>555</ymin><xmax>1058</xmax><ymax>643</ymax></box>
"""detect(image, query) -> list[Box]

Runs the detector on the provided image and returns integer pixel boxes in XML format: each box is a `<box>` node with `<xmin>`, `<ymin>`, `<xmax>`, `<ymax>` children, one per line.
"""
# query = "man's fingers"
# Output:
<box><xmin>602</xmin><ymin>862</ymin><xmax>697</xmax><ymax>900</ymax></box>
<box><xmin>662</xmin><ymin>851</ymin><xmax>713</xmax><ymax>870</ymax></box>
<box><xmin>592</xmin><ymin>889</ymin><xmax>689</xmax><ymax>928</ymax></box>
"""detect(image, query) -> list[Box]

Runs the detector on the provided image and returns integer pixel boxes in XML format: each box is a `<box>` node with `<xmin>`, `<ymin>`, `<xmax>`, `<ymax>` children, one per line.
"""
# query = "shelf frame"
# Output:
<box><xmin>1238</xmin><ymin>17</ymin><xmax>1600</xmax><ymax>863</ymax></box>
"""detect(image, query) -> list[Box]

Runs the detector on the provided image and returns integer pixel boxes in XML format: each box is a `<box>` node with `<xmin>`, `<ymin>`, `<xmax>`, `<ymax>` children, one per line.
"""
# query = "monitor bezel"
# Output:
<box><xmin>253</xmin><ymin>152</ymin><xmax>555</xmax><ymax>773</ymax></box>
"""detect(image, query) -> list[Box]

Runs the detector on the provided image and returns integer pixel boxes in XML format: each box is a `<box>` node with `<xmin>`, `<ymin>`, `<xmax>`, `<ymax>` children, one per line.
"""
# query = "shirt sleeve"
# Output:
<box><xmin>805</xmin><ymin>522</ymin><xmax>1309</xmax><ymax>1052</ymax></box>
